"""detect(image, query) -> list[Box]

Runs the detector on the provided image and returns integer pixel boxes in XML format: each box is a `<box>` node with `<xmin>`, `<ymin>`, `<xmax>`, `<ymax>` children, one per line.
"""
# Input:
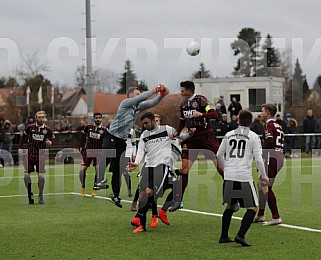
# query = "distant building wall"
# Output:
<box><xmin>194</xmin><ymin>76</ymin><xmax>285</xmax><ymax>119</ymax></box>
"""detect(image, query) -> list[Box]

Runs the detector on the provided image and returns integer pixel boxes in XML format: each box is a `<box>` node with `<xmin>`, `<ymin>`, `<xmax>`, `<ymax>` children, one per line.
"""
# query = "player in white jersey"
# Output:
<box><xmin>130</xmin><ymin>114</ymin><xmax>191</xmax><ymax>227</ymax></box>
<box><xmin>217</xmin><ymin>110</ymin><xmax>268</xmax><ymax>247</ymax></box>
<box><xmin>127</xmin><ymin>112</ymin><xmax>192</xmax><ymax>233</ymax></box>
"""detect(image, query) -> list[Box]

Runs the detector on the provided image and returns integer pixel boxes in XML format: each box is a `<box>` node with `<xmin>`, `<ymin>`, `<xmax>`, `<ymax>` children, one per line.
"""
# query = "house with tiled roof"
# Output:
<box><xmin>61</xmin><ymin>87</ymin><xmax>86</xmax><ymax>116</ymax></box>
<box><xmin>61</xmin><ymin>89</ymin><xmax>181</xmax><ymax>126</ymax></box>
<box><xmin>0</xmin><ymin>88</ymin><xmax>23</xmax><ymax>118</ymax></box>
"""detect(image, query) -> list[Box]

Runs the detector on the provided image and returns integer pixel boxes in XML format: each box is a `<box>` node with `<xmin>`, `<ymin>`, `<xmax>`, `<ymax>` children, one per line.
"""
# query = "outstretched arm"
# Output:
<box><xmin>121</xmin><ymin>85</ymin><xmax>167</xmax><ymax>109</ymax></box>
<box><xmin>121</xmin><ymin>90</ymin><xmax>154</xmax><ymax>108</ymax></box>
<box><xmin>138</xmin><ymin>86</ymin><xmax>169</xmax><ymax>111</ymax></box>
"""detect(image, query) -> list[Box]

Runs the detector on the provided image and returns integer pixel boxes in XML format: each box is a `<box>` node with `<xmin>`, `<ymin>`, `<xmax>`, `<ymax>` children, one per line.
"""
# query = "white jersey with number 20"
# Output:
<box><xmin>217</xmin><ymin>126</ymin><xmax>267</xmax><ymax>182</ymax></box>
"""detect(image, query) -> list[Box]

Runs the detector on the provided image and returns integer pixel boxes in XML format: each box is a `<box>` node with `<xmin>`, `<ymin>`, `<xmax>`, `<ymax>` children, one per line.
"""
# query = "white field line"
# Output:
<box><xmin>1</xmin><ymin>191</ymin><xmax>320</xmax><ymax>233</ymax></box>
<box><xmin>0</xmin><ymin>164</ymin><xmax>320</xmax><ymax>180</ymax></box>
<box><xmin>70</xmin><ymin>192</ymin><xmax>321</xmax><ymax>234</ymax></box>
<box><xmin>0</xmin><ymin>192</ymin><xmax>74</xmax><ymax>198</ymax></box>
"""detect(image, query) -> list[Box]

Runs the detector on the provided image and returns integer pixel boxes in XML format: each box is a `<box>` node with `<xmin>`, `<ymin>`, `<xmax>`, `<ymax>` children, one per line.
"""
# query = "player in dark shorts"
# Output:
<box><xmin>78</xmin><ymin>112</ymin><xmax>107</xmax><ymax>197</ymax></box>
<box><xmin>127</xmin><ymin>112</ymin><xmax>179</xmax><ymax>233</ymax></box>
<box><xmin>169</xmin><ymin>80</ymin><xmax>223</xmax><ymax>212</ymax></box>
<box><xmin>253</xmin><ymin>103</ymin><xmax>285</xmax><ymax>226</ymax></box>
<box><xmin>217</xmin><ymin>110</ymin><xmax>268</xmax><ymax>246</ymax></box>
<box><xmin>18</xmin><ymin>111</ymin><xmax>55</xmax><ymax>205</ymax></box>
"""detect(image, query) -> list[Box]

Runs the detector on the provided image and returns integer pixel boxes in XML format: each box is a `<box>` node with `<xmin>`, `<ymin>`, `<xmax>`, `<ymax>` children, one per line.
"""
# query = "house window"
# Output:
<box><xmin>249</xmin><ymin>89</ymin><xmax>266</xmax><ymax>112</ymax></box>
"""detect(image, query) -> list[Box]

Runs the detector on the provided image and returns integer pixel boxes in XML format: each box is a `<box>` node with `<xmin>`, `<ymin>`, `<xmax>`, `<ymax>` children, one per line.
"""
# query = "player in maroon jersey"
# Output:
<box><xmin>77</xmin><ymin>112</ymin><xmax>108</xmax><ymax>197</ymax></box>
<box><xmin>169</xmin><ymin>80</ymin><xmax>224</xmax><ymax>212</ymax></box>
<box><xmin>253</xmin><ymin>103</ymin><xmax>284</xmax><ymax>225</ymax></box>
<box><xmin>18</xmin><ymin>111</ymin><xmax>55</xmax><ymax>205</ymax></box>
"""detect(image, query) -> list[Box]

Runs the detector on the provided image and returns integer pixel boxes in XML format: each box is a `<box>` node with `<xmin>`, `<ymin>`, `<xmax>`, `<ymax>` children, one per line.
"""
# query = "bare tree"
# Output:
<box><xmin>15</xmin><ymin>52</ymin><xmax>50</xmax><ymax>80</ymax></box>
<box><xmin>75</xmin><ymin>65</ymin><xmax>86</xmax><ymax>89</ymax></box>
<box><xmin>93</xmin><ymin>68</ymin><xmax>119</xmax><ymax>93</ymax></box>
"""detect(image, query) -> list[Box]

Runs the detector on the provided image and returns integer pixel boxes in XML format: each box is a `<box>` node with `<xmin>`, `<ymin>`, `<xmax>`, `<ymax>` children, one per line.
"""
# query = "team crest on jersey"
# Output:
<box><xmin>43</xmin><ymin>130</ymin><xmax>47</xmax><ymax>134</ymax></box>
<box><xmin>99</xmin><ymin>129</ymin><xmax>104</xmax><ymax>134</ymax></box>
<box><xmin>32</xmin><ymin>134</ymin><xmax>45</xmax><ymax>141</ymax></box>
<box><xmin>192</xmin><ymin>101</ymin><xmax>198</xmax><ymax>108</ymax></box>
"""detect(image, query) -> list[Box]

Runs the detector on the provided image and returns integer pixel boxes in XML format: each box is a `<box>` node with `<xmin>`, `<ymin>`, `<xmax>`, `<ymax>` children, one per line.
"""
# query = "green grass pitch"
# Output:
<box><xmin>0</xmin><ymin>158</ymin><xmax>321</xmax><ymax>259</ymax></box>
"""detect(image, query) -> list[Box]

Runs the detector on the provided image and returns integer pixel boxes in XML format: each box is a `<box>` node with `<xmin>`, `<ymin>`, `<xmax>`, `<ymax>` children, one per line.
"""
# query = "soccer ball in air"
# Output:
<box><xmin>186</xmin><ymin>41</ymin><xmax>200</xmax><ymax>56</ymax></box>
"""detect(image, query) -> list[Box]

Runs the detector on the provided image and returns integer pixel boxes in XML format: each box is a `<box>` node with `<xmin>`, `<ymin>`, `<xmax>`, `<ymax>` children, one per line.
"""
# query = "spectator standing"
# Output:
<box><xmin>215</xmin><ymin>114</ymin><xmax>230</xmax><ymax>143</ymax></box>
<box><xmin>315</xmin><ymin>116</ymin><xmax>321</xmax><ymax>156</ymax></box>
<box><xmin>76</xmin><ymin>119</ymin><xmax>86</xmax><ymax>133</ymax></box>
<box><xmin>0</xmin><ymin>117</ymin><xmax>4</xmax><ymax>150</ymax></box>
<box><xmin>250</xmin><ymin>115</ymin><xmax>264</xmax><ymax>139</ymax></box>
<box><xmin>229</xmin><ymin>114</ymin><xmax>239</xmax><ymax>130</ymax></box>
<box><xmin>228</xmin><ymin>97</ymin><xmax>242</xmax><ymax>119</ymax></box>
<box><xmin>276</xmin><ymin>114</ymin><xmax>287</xmax><ymax>133</ymax></box>
<box><xmin>0</xmin><ymin>120</ymin><xmax>14</xmax><ymax>166</ymax></box>
<box><xmin>217</xmin><ymin>95</ymin><xmax>227</xmax><ymax>114</ymax></box>
<box><xmin>12</xmin><ymin>122</ymin><xmax>20</xmax><ymax>166</ymax></box>
<box><xmin>60</xmin><ymin>116</ymin><xmax>72</xmax><ymax>143</ymax></box>
<box><xmin>27</xmin><ymin>116</ymin><xmax>35</xmax><ymax>126</ymax></box>
<box><xmin>287</xmin><ymin>117</ymin><xmax>298</xmax><ymax>157</ymax></box>
<box><xmin>303</xmin><ymin>109</ymin><xmax>317</xmax><ymax>154</ymax></box>
<box><xmin>210</xmin><ymin>104</ymin><xmax>222</xmax><ymax>134</ymax></box>
<box><xmin>215</xmin><ymin>103</ymin><xmax>223</xmax><ymax>121</ymax></box>
<box><xmin>284</xmin><ymin>113</ymin><xmax>292</xmax><ymax>126</ymax></box>
<box><xmin>17</xmin><ymin>118</ymin><xmax>27</xmax><ymax>133</ymax></box>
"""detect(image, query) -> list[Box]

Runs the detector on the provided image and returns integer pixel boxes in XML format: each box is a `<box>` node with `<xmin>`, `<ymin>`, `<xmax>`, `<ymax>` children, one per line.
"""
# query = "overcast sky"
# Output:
<box><xmin>1</xmin><ymin>0</ymin><xmax>321</xmax><ymax>92</ymax></box>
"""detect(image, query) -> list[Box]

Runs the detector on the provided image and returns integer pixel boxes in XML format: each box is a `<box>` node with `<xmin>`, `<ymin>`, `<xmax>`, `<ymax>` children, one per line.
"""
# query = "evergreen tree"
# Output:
<box><xmin>281</xmin><ymin>48</ymin><xmax>294</xmax><ymax>110</ymax></box>
<box><xmin>256</xmin><ymin>34</ymin><xmax>281</xmax><ymax>77</ymax></box>
<box><xmin>291</xmin><ymin>59</ymin><xmax>310</xmax><ymax>106</ymax></box>
<box><xmin>192</xmin><ymin>63</ymin><xmax>211</xmax><ymax>78</ymax></box>
<box><xmin>137</xmin><ymin>80</ymin><xmax>148</xmax><ymax>92</ymax></box>
<box><xmin>0</xmin><ymin>77</ymin><xmax>5</xmax><ymax>88</ymax></box>
<box><xmin>310</xmin><ymin>75</ymin><xmax>321</xmax><ymax>106</ymax></box>
<box><xmin>231</xmin><ymin>27</ymin><xmax>261</xmax><ymax>77</ymax></box>
<box><xmin>118</xmin><ymin>60</ymin><xmax>138</xmax><ymax>94</ymax></box>
<box><xmin>0</xmin><ymin>76</ymin><xmax>19</xmax><ymax>88</ymax></box>
<box><xmin>313</xmin><ymin>75</ymin><xmax>321</xmax><ymax>91</ymax></box>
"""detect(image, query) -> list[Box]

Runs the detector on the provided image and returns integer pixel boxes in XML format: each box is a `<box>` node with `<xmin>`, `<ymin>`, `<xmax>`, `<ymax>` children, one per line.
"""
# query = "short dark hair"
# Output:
<box><xmin>262</xmin><ymin>103</ymin><xmax>277</xmax><ymax>117</ymax></box>
<box><xmin>141</xmin><ymin>112</ymin><xmax>155</xmax><ymax>121</ymax></box>
<box><xmin>94</xmin><ymin>112</ymin><xmax>102</xmax><ymax>118</ymax></box>
<box><xmin>126</xmin><ymin>86</ymin><xmax>140</xmax><ymax>97</ymax></box>
<box><xmin>180</xmin><ymin>81</ymin><xmax>195</xmax><ymax>93</ymax></box>
<box><xmin>238</xmin><ymin>110</ymin><xmax>253</xmax><ymax>127</ymax></box>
